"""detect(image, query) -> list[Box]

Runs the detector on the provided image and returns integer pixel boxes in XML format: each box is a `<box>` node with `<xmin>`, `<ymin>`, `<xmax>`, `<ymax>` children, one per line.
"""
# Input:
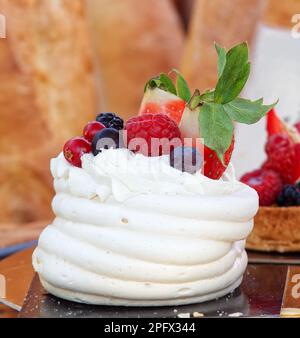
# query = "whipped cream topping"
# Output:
<box><xmin>52</xmin><ymin>149</ymin><xmax>244</xmax><ymax>201</ymax></box>
<box><xmin>33</xmin><ymin>149</ymin><xmax>258</xmax><ymax>306</ymax></box>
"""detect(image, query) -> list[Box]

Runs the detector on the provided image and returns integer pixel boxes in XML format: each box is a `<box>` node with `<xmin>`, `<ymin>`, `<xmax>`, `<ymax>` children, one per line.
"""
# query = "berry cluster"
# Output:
<box><xmin>241</xmin><ymin>169</ymin><xmax>283</xmax><ymax>207</ymax></box>
<box><xmin>63</xmin><ymin>113</ymin><xmax>124</xmax><ymax>167</ymax></box>
<box><xmin>63</xmin><ymin>110</ymin><xmax>203</xmax><ymax>175</ymax></box>
<box><xmin>241</xmin><ymin>110</ymin><xmax>300</xmax><ymax>207</ymax></box>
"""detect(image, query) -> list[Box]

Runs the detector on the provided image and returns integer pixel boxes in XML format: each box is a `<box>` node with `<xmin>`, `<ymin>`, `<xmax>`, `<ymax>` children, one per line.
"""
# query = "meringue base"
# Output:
<box><xmin>33</xmin><ymin>242</ymin><xmax>248</xmax><ymax>307</ymax></box>
<box><xmin>39</xmin><ymin>276</ymin><xmax>243</xmax><ymax>307</ymax></box>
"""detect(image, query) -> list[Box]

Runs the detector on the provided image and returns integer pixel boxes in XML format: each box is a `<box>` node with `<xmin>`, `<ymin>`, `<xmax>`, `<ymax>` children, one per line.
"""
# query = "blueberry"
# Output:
<box><xmin>92</xmin><ymin>128</ymin><xmax>122</xmax><ymax>156</ymax></box>
<box><xmin>170</xmin><ymin>147</ymin><xmax>203</xmax><ymax>174</ymax></box>
<box><xmin>277</xmin><ymin>185</ymin><xmax>298</xmax><ymax>207</ymax></box>
<box><xmin>296</xmin><ymin>193</ymin><xmax>300</xmax><ymax>206</ymax></box>
<box><xmin>96</xmin><ymin>112</ymin><xmax>124</xmax><ymax>131</ymax></box>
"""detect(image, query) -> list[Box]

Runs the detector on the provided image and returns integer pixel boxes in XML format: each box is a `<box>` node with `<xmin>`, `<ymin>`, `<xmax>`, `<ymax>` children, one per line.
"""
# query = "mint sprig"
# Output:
<box><xmin>198</xmin><ymin>42</ymin><xmax>277</xmax><ymax>162</ymax></box>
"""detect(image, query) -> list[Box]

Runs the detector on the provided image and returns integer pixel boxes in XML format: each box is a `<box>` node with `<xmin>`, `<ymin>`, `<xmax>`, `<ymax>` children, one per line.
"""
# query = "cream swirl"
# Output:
<box><xmin>33</xmin><ymin>149</ymin><xmax>258</xmax><ymax>306</ymax></box>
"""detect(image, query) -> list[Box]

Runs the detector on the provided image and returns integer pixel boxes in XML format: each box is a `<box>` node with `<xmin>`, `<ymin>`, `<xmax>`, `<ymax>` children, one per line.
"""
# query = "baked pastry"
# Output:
<box><xmin>241</xmin><ymin>111</ymin><xmax>300</xmax><ymax>252</ymax></box>
<box><xmin>86</xmin><ymin>0</ymin><xmax>184</xmax><ymax>120</ymax></box>
<box><xmin>247</xmin><ymin>207</ymin><xmax>300</xmax><ymax>252</ymax></box>
<box><xmin>0</xmin><ymin>0</ymin><xmax>97</xmax><ymax>224</ymax></box>
<box><xmin>33</xmin><ymin>42</ymin><xmax>273</xmax><ymax>306</ymax></box>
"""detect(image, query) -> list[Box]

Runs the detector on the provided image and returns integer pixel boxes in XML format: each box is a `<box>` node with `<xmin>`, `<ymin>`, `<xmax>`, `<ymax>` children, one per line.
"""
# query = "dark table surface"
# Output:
<box><xmin>20</xmin><ymin>264</ymin><xmax>287</xmax><ymax>318</ymax></box>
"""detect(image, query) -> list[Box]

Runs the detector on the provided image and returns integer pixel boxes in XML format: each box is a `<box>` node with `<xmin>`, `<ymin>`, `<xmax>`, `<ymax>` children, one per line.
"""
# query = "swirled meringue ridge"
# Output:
<box><xmin>33</xmin><ymin>149</ymin><xmax>258</xmax><ymax>306</ymax></box>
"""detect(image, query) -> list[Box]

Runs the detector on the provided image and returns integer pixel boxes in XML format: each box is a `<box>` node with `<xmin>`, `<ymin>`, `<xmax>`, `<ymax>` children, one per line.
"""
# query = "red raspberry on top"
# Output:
<box><xmin>125</xmin><ymin>114</ymin><xmax>181</xmax><ymax>156</ymax></box>
<box><xmin>265</xmin><ymin>134</ymin><xmax>300</xmax><ymax>184</ymax></box>
<box><xmin>241</xmin><ymin>169</ymin><xmax>283</xmax><ymax>206</ymax></box>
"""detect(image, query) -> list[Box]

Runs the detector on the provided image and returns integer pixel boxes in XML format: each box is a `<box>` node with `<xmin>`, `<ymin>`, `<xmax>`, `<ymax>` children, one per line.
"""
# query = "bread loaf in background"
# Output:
<box><xmin>87</xmin><ymin>0</ymin><xmax>184</xmax><ymax>120</ymax></box>
<box><xmin>173</xmin><ymin>0</ymin><xmax>195</xmax><ymax>31</ymax></box>
<box><xmin>0</xmin><ymin>0</ymin><xmax>97</xmax><ymax>224</ymax></box>
<box><xmin>264</xmin><ymin>0</ymin><xmax>300</xmax><ymax>27</ymax></box>
<box><xmin>181</xmin><ymin>0</ymin><xmax>266</xmax><ymax>91</ymax></box>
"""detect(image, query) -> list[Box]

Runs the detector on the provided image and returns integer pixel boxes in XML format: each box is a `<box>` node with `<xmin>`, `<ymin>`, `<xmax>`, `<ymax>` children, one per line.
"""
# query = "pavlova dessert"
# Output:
<box><xmin>33</xmin><ymin>43</ymin><xmax>275</xmax><ymax>306</ymax></box>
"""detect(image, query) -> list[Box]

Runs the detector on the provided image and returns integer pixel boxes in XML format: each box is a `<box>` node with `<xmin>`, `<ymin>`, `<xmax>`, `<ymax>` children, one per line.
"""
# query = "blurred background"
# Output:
<box><xmin>0</xmin><ymin>0</ymin><xmax>299</xmax><ymax>249</ymax></box>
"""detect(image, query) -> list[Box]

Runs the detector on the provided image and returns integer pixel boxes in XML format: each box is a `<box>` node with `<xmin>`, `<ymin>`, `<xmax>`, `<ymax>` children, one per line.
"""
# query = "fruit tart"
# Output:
<box><xmin>242</xmin><ymin>110</ymin><xmax>300</xmax><ymax>252</ymax></box>
<box><xmin>33</xmin><ymin>43</ymin><xmax>275</xmax><ymax>306</ymax></box>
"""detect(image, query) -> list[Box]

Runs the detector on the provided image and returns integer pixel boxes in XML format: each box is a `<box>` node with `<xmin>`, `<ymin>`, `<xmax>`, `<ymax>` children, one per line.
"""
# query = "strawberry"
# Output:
<box><xmin>295</xmin><ymin>122</ymin><xmax>300</xmax><ymax>134</ymax></box>
<box><xmin>139</xmin><ymin>87</ymin><xmax>186</xmax><ymax>125</ymax></box>
<box><xmin>267</xmin><ymin>109</ymin><xmax>286</xmax><ymax>136</ymax></box>
<box><xmin>204</xmin><ymin>138</ymin><xmax>235</xmax><ymax>180</ymax></box>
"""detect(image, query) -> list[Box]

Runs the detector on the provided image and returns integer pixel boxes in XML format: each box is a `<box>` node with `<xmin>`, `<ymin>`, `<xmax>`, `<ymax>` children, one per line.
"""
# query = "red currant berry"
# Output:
<box><xmin>83</xmin><ymin>121</ymin><xmax>106</xmax><ymax>142</ymax></box>
<box><xmin>63</xmin><ymin>137</ymin><xmax>91</xmax><ymax>168</ymax></box>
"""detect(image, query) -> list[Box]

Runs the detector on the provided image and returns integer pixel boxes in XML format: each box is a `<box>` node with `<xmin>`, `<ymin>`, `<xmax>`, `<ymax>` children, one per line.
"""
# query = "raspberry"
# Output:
<box><xmin>295</xmin><ymin>122</ymin><xmax>300</xmax><ymax>133</ymax></box>
<box><xmin>265</xmin><ymin>134</ymin><xmax>300</xmax><ymax>184</ymax></box>
<box><xmin>125</xmin><ymin>114</ymin><xmax>181</xmax><ymax>156</ymax></box>
<box><xmin>241</xmin><ymin>169</ymin><xmax>283</xmax><ymax>206</ymax></box>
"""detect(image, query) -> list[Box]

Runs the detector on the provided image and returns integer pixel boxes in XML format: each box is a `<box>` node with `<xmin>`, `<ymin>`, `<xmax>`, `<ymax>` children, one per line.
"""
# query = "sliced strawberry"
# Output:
<box><xmin>179</xmin><ymin>106</ymin><xmax>202</xmax><ymax>142</ymax></box>
<box><xmin>204</xmin><ymin>138</ymin><xmax>235</xmax><ymax>180</ymax></box>
<box><xmin>139</xmin><ymin>88</ymin><xmax>186</xmax><ymax>125</ymax></box>
<box><xmin>267</xmin><ymin>109</ymin><xmax>285</xmax><ymax>136</ymax></box>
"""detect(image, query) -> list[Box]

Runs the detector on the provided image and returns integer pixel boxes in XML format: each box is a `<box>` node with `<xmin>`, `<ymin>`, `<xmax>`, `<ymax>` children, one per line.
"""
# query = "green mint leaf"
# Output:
<box><xmin>215</xmin><ymin>43</ymin><xmax>227</xmax><ymax>78</ymax></box>
<box><xmin>199</xmin><ymin>102</ymin><xmax>234</xmax><ymax>162</ymax></box>
<box><xmin>214</xmin><ymin>42</ymin><xmax>251</xmax><ymax>104</ymax></box>
<box><xmin>224</xmin><ymin>98</ymin><xmax>278</xmax><ymax>124</ymax></box>
<box><xmin>144</xmin><ymin>73</ymin><xmax>177</xmax><ymax>95</ymax></box>
<box><xmin>171</xmin><ymin>69</ymin><xmax>191</xmax><ymax>102</ymax></box>
<box><xmin>159</xmin><ymin>73</ymin><xmax>177</xmax><ymax>95</ymax></box>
